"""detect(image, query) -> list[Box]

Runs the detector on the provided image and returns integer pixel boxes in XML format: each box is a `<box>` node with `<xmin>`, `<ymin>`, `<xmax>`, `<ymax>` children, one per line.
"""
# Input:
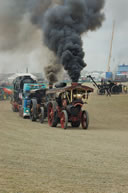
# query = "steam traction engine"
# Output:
<box><xmin>29</xmin><ymin>85</ymin><xmax>47</xmax><ymax>123</ymax></box>
<box><xmin>18</xmin><ymin>83</ymin><xmax>47</xmax><ymax>120</ymax></box>
<box><xmin>87</xmin><ymin>75</ymin><xmax>122</xmax><ymax>95</ymax></box>
<box><xmin>46</xmin><ymin>83</ymin><xmax>93</xmax><ymax>129</ymax></box>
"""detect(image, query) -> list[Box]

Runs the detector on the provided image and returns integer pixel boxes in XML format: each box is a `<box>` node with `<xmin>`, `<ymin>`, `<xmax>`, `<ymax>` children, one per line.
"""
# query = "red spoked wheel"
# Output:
<box><xmin>60</xmin><ymin>110</ymin><xmax>68</xmax><ymax>129</ymax></box>
<box><xmin>30</xmin><ymin>101</ymin><xmax>37</xmax><ymax>122</ymax></box>
<box><xmin>81</xmin><ymin>110</ymin><xmax>89</xmax><ymax>129</ymax></box>
<box><xmin>48</xmin><ymin>103</ymin><xmax>58</xmax><ymax>127</ymax></box>
<box><xmin>39</xmin><ymin>107</ymin><xmax>45</xmax><ymax>124</ymax></box>
<box><xmin>12</xmin><ymin>103</ymin><xmax>18</xmax><ymax>112</ymax></box>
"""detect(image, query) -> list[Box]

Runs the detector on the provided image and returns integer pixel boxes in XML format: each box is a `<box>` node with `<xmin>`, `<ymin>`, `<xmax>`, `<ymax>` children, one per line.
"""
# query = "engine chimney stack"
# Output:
<box><xmin>49</xmin><ymin>83</ymin><xmax>53</xmax><ymax>89</ymax></box>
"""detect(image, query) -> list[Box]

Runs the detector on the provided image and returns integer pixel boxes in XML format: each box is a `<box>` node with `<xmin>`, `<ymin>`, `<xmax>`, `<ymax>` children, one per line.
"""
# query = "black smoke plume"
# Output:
<box><xmin>42</xmin><ymin>0</ymin><xmax>105</xmax><ymax>82</ymax></box>
<box><xmin>0</xmin><ymin>0</ymin><xmax>105</xmax><ymax>82</ymax></box>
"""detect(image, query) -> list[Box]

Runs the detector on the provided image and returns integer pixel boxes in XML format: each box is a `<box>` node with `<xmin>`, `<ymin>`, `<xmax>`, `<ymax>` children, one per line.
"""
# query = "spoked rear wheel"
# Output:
<box><xmin>30</xmin><ymin>105</ymin><xmax>37</xmax><ymax>121</ymax></box>
<box><xmin>30</xmin><ymin>99</ymin><xmax>37</xmax><ymax>122</ymax></box>
<box><xmin>111</xmin><ymin>85</ymin><xmax>119</xmax><ymax>94</ymax></box>
<box><xmin>19</xmin><ymin>105</ymin><xmax>23</xmax><ymax>117</ymax></box>
<box><xmin>60</xmin><ymin>110</ymin><xmax>68</xmax><ymax>129</ymax></box>
<box><xmin>48</xmin><ymin>103</ymin><xmax>58</xmax><ymax>127</ymax></box>
<box><xmin>39</xmin><ymin>107</ymin><xmax>45</xmax><ymax>124</ymax></box>
<box><xmin>12</xmin><ymin>104</ymin><xmax>18</xmax><ymax>112</ymax></box>
<box><xmin>81</xmin><ymin>110</ymin><xmax>89</xmax><ymax>129</ymax></box>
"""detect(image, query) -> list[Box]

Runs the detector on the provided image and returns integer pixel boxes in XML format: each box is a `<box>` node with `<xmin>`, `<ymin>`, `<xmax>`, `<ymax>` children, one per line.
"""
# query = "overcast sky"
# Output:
<box><xmin>0</xmin><ymin>0</ymin><xmax>127</xmax><ymax>74</ymax></box>
<box><xmin>84</xmin><ymin>0</ymin><xmax>128</xmax><ymax>72</ymax></box>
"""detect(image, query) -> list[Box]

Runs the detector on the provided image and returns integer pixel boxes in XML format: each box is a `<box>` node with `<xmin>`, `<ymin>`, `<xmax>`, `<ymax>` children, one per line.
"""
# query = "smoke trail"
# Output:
<box><xmin>29</xmin><ymin>0</ymin><xmax>52</xmax><ymax>27</ymax></box>
<box><xmin>0</xmin><ymin>0</ymin><xmax>62</xmax><ymax>81</ymax></box>
<box><xmin>0</xmin><ymin>0</ymin><xmax>105</xmax><ymax>82</ymax></box>
<box><xmin>0</xmin><ymin>0</ymin><xmax>26</xmax><ymax>51</ymax></box>
<box><xmin>42</xmin><ymin>0</ymin><xmax>105</xmax><ymax>82</ymax></box>
<box><xmin>45</xmin><ymin>63</ymin><xmax>61</xmax><ymax>83</ymax></box>
<box><xmin>0</xmin><ymin>0</ymin><xmax>53</xmax><ymax>51</ymax></box>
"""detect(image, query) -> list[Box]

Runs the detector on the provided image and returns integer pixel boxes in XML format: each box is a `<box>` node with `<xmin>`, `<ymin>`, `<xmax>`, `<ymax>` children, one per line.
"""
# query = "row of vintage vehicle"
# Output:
<box><xmin>11</xmin><ymin>75</ymin><xmax>93</xmax><ymax>130</ymax></box>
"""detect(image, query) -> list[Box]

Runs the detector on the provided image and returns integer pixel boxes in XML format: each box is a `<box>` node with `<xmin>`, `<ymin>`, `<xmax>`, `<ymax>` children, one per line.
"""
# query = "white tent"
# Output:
<box><xmin>8</xmin><ymin>73</ymin><xmax>37</xmax><ymax>82</ymax></box>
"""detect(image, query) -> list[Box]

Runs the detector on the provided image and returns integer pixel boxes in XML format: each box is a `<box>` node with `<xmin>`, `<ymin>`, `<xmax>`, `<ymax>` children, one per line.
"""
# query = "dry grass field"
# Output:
<box><xmin>0</xmin><ymin>92</ymin><xmax>128</xmax><ymax>193</ymax></box>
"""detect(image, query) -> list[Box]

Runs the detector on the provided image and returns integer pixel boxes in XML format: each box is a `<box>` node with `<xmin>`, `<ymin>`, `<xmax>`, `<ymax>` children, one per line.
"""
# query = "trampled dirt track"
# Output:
<box><xmin>0</xmin><ymin>93</ymin><xmax>128</xmax><ymax>193</ymax></box>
